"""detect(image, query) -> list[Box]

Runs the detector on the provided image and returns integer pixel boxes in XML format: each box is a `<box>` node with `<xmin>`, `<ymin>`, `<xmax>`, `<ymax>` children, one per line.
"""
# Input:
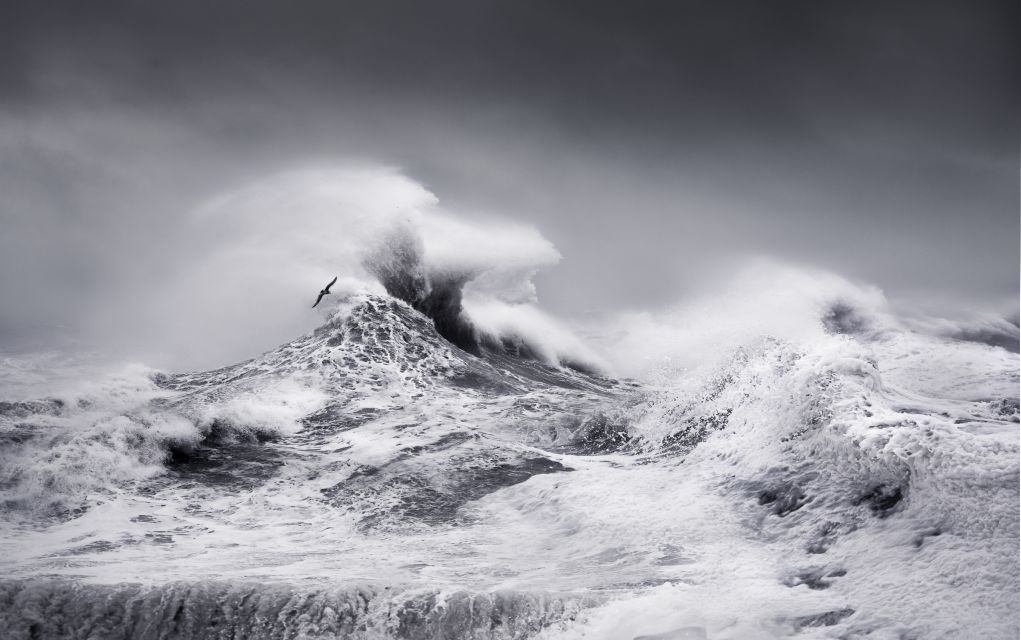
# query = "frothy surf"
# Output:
<box><xmin>0</xmin><ymin>171</ymin><xmax>1017</xmax><ymax>639</ymax></box>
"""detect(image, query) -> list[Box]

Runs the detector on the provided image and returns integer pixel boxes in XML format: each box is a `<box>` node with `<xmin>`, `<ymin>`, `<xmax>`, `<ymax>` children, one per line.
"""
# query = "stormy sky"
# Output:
<box><xmin>1</xmin><ymin>0</ymin><xmax>1017</xmax><ymax>369</ymax></box>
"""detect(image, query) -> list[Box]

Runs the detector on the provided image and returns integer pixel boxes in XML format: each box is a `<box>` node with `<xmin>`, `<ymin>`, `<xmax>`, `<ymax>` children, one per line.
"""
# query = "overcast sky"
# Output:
<box><xmin>1</xmin><ymin>0</ymin><xmax>1017</xmax><ymax>368</ymax></box>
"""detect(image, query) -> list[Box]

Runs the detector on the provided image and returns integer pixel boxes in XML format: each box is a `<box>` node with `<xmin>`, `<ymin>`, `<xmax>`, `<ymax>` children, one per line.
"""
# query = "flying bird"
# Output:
<box><xmin>312</xmin><ymin>276</ymin><xmax>338</xmax><ymax>308</ymax></box>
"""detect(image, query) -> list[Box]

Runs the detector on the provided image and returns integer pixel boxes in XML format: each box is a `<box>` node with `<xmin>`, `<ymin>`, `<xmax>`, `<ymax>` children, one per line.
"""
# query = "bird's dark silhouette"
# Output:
<box><xmin>312</xmin><ymin>276</ymin><xmax>338</xmax><ymax>308</ymax></box>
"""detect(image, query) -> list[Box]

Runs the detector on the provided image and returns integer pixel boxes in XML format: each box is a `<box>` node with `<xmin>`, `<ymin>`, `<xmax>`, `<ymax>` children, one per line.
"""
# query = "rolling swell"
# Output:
<box><xmin>0</xmin><ymin>580</ymin><xmax>595</xmax><ymax>640</ymax></box>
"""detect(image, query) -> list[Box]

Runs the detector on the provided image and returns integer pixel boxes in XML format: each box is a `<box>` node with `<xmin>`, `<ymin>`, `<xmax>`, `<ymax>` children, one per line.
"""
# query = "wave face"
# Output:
<box><xmin>0</xmin><ymin>272</ymin><xmax>1018</xmax><ymax>639</ymax></box>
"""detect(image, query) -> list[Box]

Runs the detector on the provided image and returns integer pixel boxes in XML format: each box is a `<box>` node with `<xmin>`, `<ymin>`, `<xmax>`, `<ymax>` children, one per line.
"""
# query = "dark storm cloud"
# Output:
<box><xmin>1</xmin><ymin>0</ymin><xmax>1017</xmax><ymax>366</ymax></box>
<box><xmin>4</xmin><ymin>0</ymin><xmax>1014</xmax><ymax>139</ymax></box>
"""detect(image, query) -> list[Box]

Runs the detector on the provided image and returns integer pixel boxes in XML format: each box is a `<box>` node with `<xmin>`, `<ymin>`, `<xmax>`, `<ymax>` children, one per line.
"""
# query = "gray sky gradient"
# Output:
<box><xmin>1</xmin><ymin>0</ymin><xmax>1017</xmax><ymax>369</ymax></box>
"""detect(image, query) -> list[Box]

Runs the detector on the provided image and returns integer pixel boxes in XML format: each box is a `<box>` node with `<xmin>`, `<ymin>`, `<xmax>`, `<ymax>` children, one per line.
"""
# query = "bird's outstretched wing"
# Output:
<box><xmin>323</xmin><ymin>276</ymin><xmax>338</xmax><ymax>293</ymax></box>
<box><xmin>312</xmin><ymin>292</ymin><xmax>326</xmax><ymax>308</ymax></box>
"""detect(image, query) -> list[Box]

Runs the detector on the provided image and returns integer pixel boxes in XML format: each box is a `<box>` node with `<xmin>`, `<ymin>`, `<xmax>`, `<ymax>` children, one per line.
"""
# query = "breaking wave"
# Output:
<box><xmin>364</xmin><ymin>224</ymin><xmax>600</xmax><ymax>372</ymax></box>
<box><xmin>0</xmin><ymin>580</ymin><xmax>595</xmax><ymax>640</ymax></box>
<box><xmin>0</xmin><ymin>172</ymin><xmax>1017</xmax><ymax>639</ymax></box>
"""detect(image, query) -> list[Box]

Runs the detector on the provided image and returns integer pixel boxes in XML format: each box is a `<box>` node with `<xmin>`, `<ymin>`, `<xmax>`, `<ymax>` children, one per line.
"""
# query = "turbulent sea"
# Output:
<box><xmin>0</xmin><ymin>264</ymin><xmax>1018</xmax><ymax>639</ymax></box>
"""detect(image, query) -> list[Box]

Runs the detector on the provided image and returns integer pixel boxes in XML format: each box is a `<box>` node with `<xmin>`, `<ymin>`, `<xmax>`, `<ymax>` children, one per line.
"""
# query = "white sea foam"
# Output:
<box><xmin>0</xmin><ymin>235</ymin><xmax>1016</xmax><ymax>639</ymax></box>
<box><xmin>543</xmin><ymin>266</ymin><xmax>1019</xmax><ymax>639</ymax></box>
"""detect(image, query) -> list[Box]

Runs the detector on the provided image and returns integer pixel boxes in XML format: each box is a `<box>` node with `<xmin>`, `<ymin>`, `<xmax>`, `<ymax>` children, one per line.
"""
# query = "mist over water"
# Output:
<box><xmin>107</xmin><ymin>166</ymin><xmax>582</xmax><ymax>372</ymax></box>
<box><xmin>0</xmin><ymin>169</ymin><xmax>1017</xmax><ymax>639</ymax></box>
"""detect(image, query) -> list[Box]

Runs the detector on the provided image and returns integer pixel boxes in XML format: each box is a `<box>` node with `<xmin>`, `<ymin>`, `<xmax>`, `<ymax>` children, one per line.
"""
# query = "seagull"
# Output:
<box><xmin>312</xmin><ymin>276</ymin><xmax>338</xmax><ymax>308</ymax></box>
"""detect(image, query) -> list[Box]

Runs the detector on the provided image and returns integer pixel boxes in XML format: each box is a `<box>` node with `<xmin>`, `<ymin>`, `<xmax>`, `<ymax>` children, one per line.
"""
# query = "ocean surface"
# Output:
<box><xmin>1</xmin><ymin>260</ymin><xmax>1018</xmax><ymax>639</ymax></box>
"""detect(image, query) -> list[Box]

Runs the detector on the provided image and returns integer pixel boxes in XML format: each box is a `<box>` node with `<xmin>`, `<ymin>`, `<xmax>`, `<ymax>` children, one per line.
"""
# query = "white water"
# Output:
<box><xmin>1</xmin><ymin>267</ymin><xmax>1016</xmax><ymax>639</ymax></box>
<box><xmin>0</xmin><ymin>170</ymin><xmax>1017</xmax><ymax>639</ymax></box>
